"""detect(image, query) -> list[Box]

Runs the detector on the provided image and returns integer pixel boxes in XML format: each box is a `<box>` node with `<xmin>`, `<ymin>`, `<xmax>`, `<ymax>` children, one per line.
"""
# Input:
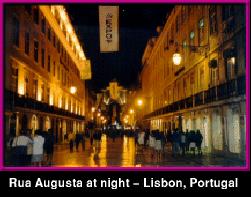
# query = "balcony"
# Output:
<box><xmin>144</xmin><ymin>75</ymin><xmax>246</xmax><ymax>119</ymax></box>
<box><xmin>185</xmin><ymin>96</ymin><xmax>193</xmax><ymax>108</ymax></box>
<box><xmin>195</xmin><ymin>92</ymin><xmax>204</xmax><ymax>106</ymax></box>
<box><xmin>5</xmin><ymin>90</ymin><xmax>85</xmax><ymax>121</ymax></box>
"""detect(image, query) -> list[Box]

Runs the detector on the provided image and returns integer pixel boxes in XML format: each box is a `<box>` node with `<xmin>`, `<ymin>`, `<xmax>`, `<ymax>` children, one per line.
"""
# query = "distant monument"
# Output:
<box><xmin>97</xmin><ymin>80</ymin><xmax>127</xmax><ymax>127</ymax></box>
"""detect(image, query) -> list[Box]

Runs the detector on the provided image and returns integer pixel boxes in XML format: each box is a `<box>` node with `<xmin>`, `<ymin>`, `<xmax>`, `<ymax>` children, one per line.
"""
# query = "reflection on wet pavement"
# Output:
<box><xmin>52</xmin><ymin>135</ymin><xmax>245</xmax><ymax>167</ymax></box>
<box><xmin>53</xmin><ymin>135</ymin><xmax>137</xmax><ymax>167</ymax></box>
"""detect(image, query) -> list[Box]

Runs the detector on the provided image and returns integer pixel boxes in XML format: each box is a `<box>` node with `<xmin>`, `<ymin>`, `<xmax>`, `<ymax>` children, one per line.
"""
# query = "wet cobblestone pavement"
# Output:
<box><xmin>52</xmin><ymin>135</ymin><xmax>245</xmax><ymax>167</ymax></box>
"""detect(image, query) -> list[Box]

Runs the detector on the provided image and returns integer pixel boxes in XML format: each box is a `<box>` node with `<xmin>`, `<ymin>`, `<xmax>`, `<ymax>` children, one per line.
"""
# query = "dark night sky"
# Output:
<box><xmin>66</xmin><ymin>4</ymin><xmax>173</xmax><ymax>92</ymax></box>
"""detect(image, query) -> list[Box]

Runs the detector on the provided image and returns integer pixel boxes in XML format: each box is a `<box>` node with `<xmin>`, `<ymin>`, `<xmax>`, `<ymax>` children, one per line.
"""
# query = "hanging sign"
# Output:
<box><xmin>99</xmin><ymin>6</ymin><xmax>119</xmax><ymax>52</ymax></box>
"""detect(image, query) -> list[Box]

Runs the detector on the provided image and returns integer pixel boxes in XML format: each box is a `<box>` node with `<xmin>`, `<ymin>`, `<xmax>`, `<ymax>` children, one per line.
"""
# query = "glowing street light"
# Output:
<box><xmin>137</xmin><ymin>99</ymin><xmax>143</xmax><ymax>107</ymax></box>
<box><xmin>173</xmin><ymin>52</ymin><xmax>182</xmax><ymax>65</ymax></box>
<box><xmin>124</xmin><ymin>118</ymin><xmax>128</xmax><ymax>124</ymax></box>
<box><xmin>91</xmin><ymin>107</ymin><xmax>95</xmax><ymax>113</ymax></box>
<box><xmin>70</xmin><ymin>86</ymin><xmax>77</xmax><ymax>94</ymax></box>
<box><xmin>129</xmin><ymin>109</ymin><xmax>134</xmax><ymax>114</ymax></box>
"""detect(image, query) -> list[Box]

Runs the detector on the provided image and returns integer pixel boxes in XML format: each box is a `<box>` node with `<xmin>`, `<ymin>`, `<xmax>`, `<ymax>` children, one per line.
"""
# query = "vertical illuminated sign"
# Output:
<box><xmin>99</xmin><ymin>6</ymin><xmax>119</xmax><ymax>52</ymax></box>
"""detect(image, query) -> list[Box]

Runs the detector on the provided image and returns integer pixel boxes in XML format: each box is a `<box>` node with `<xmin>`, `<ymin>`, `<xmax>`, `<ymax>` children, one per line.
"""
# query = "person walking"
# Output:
<box><xmin>185</xmin><ymin>129</ymin><xmax>190</xmax><ymax>153</ymax></box>
<box><xmin>68</xmin><ymin>131</ymin><xmax>74</xmax><ymax>153</ymax></box>
<box><xmin>90</xmin><ymin>130</ymin><xmax>94</xmax><ymax>146</ymax></box>
<box><xmin>75</xmin><ymin>132</ymin><xmax>81</xmax><ymax>152</ymax></box>
<box><xmin>180</xmin><ymin>131</ymin><xmax>187</xmax><ymax>156</ymax></box>
<box><xmin>189</xmin><ymin>130</ymin><xmax>196</xmax><ymax>156</ymax></box>
<box><xmin>46</xmin><ymin>129</ymin><xmax>54</xmax><ymax>166</ymax></box>
<box><xmin>195</xmin><ymin>130</ymin><xmax>203</xmax><ymax>155</ymax></box>
<box><xmin>26</xmin><ymin>129</ymin><xmax>33</xmax><ymax>165</ymax></box>
<box><xmin>171</xmin><ymin>129</ymin><xmax>180</xmax><ymax>157</ymax></box>
<box><xmin>12</xmin><ymin>129</ymin><xmax>33</xmax><ymax>166</ymax></box>
<box><xmin>32</xmin><ymin>130</ymin><xmax>45</xmax><ymax>166</ymax></box>
<box><xmin>155</xmin><ymin>131</ymin><xmax>162</xmax><ymax>161</ymax></box>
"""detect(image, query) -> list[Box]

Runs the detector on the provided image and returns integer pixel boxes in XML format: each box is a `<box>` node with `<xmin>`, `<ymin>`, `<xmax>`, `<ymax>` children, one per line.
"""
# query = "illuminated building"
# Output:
<box><xmin>140</xmin><ymin>5</ymin><xmax>246</xmax><ymax>158</ymax></box>
<box><xmin>4</xmin><ymin>5</ymin><xmax>91</xmax><ymax>143</ymax></box>
<box><xmin>96</xmin><ymin>80</ymin><xmax>128</xmax><ymax>127</ymax></box>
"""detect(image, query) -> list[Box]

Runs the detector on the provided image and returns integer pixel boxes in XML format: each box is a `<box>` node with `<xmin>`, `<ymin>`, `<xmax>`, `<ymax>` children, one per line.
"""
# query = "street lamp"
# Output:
<box><xmin>91</xmin><ymin>107</ymin><xmax>95</xmax><ymax>113</ymax></box>
<box><xmin>70</xmin><ymin>86</ymin><xmax>77</xmax><ymax>94</ymax></box>
<box><xmin>137</xmin><ymin>99</ymin><xmax>143</xmax><ymax>107</ymax></box>
<box><xmin>129</xmin><ymin>109</ymin><xmax>134</xmax><ymax>114</ymax></box>
<box><xmin>172</xmin><ymin>52</ymin><xmax>182</xmax><ymax>66</ymax></box>
<box><xmin>172</xmin><ymin>43</ymin><xmax>208</xmax><ymax>66</ymax></box>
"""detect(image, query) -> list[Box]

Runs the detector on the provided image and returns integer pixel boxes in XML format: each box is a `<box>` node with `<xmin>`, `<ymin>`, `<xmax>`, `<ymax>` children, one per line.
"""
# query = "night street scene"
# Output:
<box><xmin>4</xmin><ymin>4</ymin><xmax>247</xmax><ymax>167</ymax></box>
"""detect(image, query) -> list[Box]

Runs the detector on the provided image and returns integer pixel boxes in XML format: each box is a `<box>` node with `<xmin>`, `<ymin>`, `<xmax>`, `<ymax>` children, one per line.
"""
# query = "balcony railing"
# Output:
<box><xmin>5</xmin><ymin>90</ymin><xmax>85</xmax><ymax>121</ymax></box>
<box><xmin>143</xmin><ymin>75</ymin><xmax>245</xmax><ymax>120</ymax></box>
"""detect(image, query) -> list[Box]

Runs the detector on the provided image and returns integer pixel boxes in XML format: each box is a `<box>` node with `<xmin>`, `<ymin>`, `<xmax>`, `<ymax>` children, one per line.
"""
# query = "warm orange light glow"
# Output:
<box><xmin>18</xmin><ymin>83</ymin><xmax>24</xmax><ymax>95</ymax></box>
<box><xmin>173</xmin><ymin>53</ymin><xmax>182</xmax><ymax>65</ymax></box>
<box><xmin>49</xmin><ymin>94</ymin><xmax>54</xmax><ymax>106</ymax></box>
<box><xmin>97</xmin><ymin>113</ymin><xmax>101</xmax><ymax>117</ymax></box>
<box><xmin>65</xmin><ymin>97</ymin><xmax>69</xmax><ymax>110</ymax></box>
<box><xmin>91</xmin><ymin>107</ymin><xmax>95</xmax><ymax>113</ymax></box>
<box><xmin>67</xmin><ymin>24</ymin><xmax>72</xmax><ymax>34</ymax></box>
<box><xmin>137</xmin><ymin>99</ymin><xmax>143</xmax><ymax>106</ymax></box>
<box><xmin>231</xmin><ymin>57</ymin><xmax>235</xmax><ymax>65</ymax></box>
<box><xmin>49</xmin><ymin>5</ymin><xmax>87</xmax><ymax>71</ymax></box>
<box><xmin>129</xmin><ymin>109</ymin><xmax>134</xmax><ymax>114</ymax></box>
<box><xmin>101</xmin><ymin>116</ymin><xmax>105</xmax><ymax>121</ymax></box>
<box><xmin>70</xmin><ymin>86</ymin><xmax>77</xmax><ymax>94</ymax></box>
<box><xmin>58</xmin><ymin>96</ymin><xmax>62</xmax><ymax>108</ymax></box>
<box><xmin>60</xmin><ymin>9</ymin><xmax>66</xmax><ymax>21</ymax></box>
<box><xmin>72</xmin><ymin>35</ymin><xmax>77</xmax><ymax>42</ymax></box>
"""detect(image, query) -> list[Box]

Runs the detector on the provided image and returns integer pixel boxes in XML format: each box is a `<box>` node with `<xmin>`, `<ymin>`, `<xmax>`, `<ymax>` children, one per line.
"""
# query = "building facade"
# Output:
<box><xmin>84</xmin><ymin>85</ymin><xmax>96</xmax><ymax>123</ymax></box>
<box><xmin>5</xmin><ymin>5</ymin><xmax>91</xmax><ymax>144</ymax></box>
<box><xmin>96</xmin><ymin>80</ymin><xmax>128</xmax><ymax>127</ymax></box>
<box><xmin>140</xmin><ymin>5</ymin><xmax>246</xmax><ymax>158</ymax></box>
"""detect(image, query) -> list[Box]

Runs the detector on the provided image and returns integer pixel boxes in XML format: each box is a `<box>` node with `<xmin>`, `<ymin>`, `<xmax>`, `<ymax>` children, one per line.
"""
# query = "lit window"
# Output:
<box><xmin>198</xmin><ymin>18</ymin><xmax>204</xmax><ymax>45</ymax></box>
<box><xmin>199</xmin><ymin>18</ymin><xmax>204</xmax><ymax>28</ymax></box>
<box><xmin>190</xmin><ymin>31</ymin><xmax>195</xmax><ymax>40</ymax></box>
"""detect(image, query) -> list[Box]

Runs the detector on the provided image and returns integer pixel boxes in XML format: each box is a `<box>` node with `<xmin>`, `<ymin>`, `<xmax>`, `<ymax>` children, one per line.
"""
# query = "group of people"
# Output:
<box><xmin>167</xmin><ymin>129</ymin><xmax>203</xmax><ymax>156</ymax></box>
<box><xmin>135</xmin><ymin>128</ymin><xmax>203</xmax><ymax>160</ymax></box>
<box><xmin>9</xmin><ymin>128</ymin><xmax>54</xmax><ymax>166</ymax></box>
<box><xmin>67</xmin><ymin>130</ymin><xmax>103</xmax><ymax>153</ymax></box>
<box><xmin>67</xmin><ymin>131</ymin><xmax>85</xmax><ymax>152</ymax></box>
